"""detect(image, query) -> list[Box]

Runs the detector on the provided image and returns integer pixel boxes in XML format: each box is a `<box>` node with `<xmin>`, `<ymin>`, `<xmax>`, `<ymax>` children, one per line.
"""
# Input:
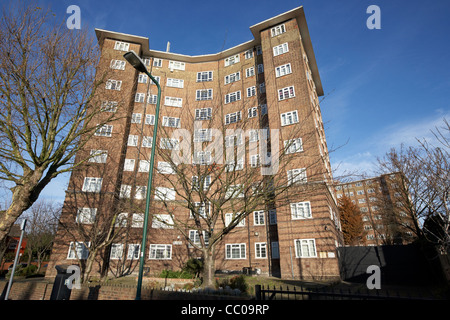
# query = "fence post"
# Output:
<box><xmin>255</xmin><ymin>285</ymin><xmax>261</xmax><ymax>300</ymax></box>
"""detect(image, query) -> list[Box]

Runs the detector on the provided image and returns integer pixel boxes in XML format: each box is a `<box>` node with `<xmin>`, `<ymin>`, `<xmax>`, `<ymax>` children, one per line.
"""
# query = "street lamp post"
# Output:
<box><xmin>123</xmin><ymin>50</ymin><xmax>161</xmax><ymax>300</ymax></box>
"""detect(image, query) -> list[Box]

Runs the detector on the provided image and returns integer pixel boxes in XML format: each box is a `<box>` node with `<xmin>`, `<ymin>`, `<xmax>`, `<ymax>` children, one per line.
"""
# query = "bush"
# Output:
<box><xmin>6</xmin><ymin>264</ymin><xmax>37</xmax><ymax>278</ymax></box>
<box><xmin>215</xmin><ymin>275</ymin><xmax>248</xmax><ymax>293</ymax></box>
<box><xmin>182</xmin><ymin>258</ymin><xmax>203</xmax><ymax>278</ymax></box>
<box><xmin>159</xmin><ymin>269</ymin><xmax>193</xmax><ymax>279</ymax></box>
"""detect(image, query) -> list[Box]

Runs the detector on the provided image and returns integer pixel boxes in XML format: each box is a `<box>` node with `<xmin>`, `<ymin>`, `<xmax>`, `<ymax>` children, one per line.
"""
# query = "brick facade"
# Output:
<box><xmin>47</xmin><ymin>6</ymin><xmax>343</xmax><ymax>282</ymax></box>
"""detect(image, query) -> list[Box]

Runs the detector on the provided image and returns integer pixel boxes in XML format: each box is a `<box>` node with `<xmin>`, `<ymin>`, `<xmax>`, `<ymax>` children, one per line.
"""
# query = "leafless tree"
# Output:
<box><xmin>0</xmin><ymin>2</ymin><xmax>120</xmax><ymax>251</ymax></box>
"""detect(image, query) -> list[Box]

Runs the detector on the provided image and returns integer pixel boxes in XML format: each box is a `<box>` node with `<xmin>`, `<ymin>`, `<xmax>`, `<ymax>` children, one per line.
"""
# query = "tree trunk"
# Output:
<box><xmin>202</xmin><ymin>247</ymin><xmax>216</xmax><ymax>288</ymax></box>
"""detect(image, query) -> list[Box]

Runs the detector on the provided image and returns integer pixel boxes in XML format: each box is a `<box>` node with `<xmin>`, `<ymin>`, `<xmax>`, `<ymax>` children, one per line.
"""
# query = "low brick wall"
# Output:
<box><xmin>0</xmin><ymin>278</ymin><xmax>246</xmax><ymax>300</ymax></box>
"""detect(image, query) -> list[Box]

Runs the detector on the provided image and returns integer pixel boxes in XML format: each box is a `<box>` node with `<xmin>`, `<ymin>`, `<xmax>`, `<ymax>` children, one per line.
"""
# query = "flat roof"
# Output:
<box><xmin>95</xmin><ymin>6</ymin><xmax>323</xmax><ymax>96</ymax></box>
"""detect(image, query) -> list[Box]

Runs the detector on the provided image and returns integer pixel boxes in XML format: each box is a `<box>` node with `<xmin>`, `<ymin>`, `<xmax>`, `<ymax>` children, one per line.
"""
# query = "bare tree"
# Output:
<box><xmin>20</xmin><ymin>199</ymin><xmax>60</xmax><ymax>273</ymax></box>
<box><xmin>0</xmin><ymin>2</ymin><xmax>119</xmax><ymax>249</ymax></box>
<box><xmin>377</xmin><ymin>118</ymin><xmax>450</xmax><ymax>253</ymax></box>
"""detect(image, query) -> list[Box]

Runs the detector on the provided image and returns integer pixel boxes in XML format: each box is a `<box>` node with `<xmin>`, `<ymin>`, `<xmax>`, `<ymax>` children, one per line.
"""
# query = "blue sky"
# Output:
<box><xmin>2</xmin><ymin>0</ymin><xmax>450</xmax><ymax>204</ymax></box>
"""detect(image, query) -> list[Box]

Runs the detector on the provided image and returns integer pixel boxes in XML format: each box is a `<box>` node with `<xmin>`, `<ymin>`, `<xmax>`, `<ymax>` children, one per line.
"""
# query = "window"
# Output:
<box><xmin>127</xmin><ymin>244</ymin><xmax>140</xmax><ymax>260</ymax></box>
<box><xmin>123</xmin><ymin>159</ymin><xmax>135</xmax><ymax>171</ymax></box>
<box><xmin>225</xmin><ymin>158</ymin><xmax>244</xmax><ymax>172</ymax></box>
<box><xmin>250</xmin><ymin>154</ymin><xmax>260</xmax><ymax>167</ymax></box>
<box><xmin>246</xmin><ymin>67</ymin><xmax>255</xmax><ymax>77</ymax></box>
<box><xmin>148</xmin><ymin>94</ymin><xmax>158</xmax><ymax>104</ymax></box>
<box><xmin>225</xmin><ymin>91</ymin><xmax>241</xmax><ymax>104</ymax></box>
<box><xmin>149</xmin><ymin>244</ymin><xmax>172</xmax><ymax>260</ymax></box>
<box><xmin>271</xmin><ymin>24</ymin><xmax>286</xmax><ymax>37</ymax></box>
<box><xmin>110</xmin><ymin>59</ymin><xmax>126</xmax><ymax>70</ymax></box>
<box><xmin>257</xmin><ymin>64</ymin><xmax>264</xmax><ymax>74</ymax></box>
<box><xmin>194</xmin><ymin>129</ymin><xmax>212</xmax><ymax>142</ymax></box>
<box><xmin>256</xmin><ymin>46</ymin><xmax>262</xmax><ymax>55</ymax></box>
<box><xmin>225</xmin><ymin>132</ymin><xmax>243</xmax><ymax>147</ymax></box>
<box><xmin>246</xmin><ymin>86</ymin><xmax>256</xmax><ymax>97</ymax></box>
<box><xmin>244</xmin><ymin>49</ymin><xmax>253</xmax><ymax>59</ymax></box>
<box><xmin>190</xmin><ymin>202</ymin><xmax>210</xmax><ymax>218</ymax></box>
<box><xmin>160</xmin><ymin>138</ymin><xmax>179</xmax><ymax>150</ymax></box>
<box><xmin>225</xmin><ymin>111</ymin><xmax>242</xmax><ymax>124</ymax></box>
<box><xmin>167</xmin><ymin>78</ymin><xmax>184</xmax><ymax>88</ymax></box>
<box><xmin>114</xmin><ymin>41</ymin><xmax>129</xmax><ymax>51</ymax></box>
<box><xmin>189</xmin><ymin>230</ymin><xmax>209</xmax><ymax>248</ymax></box>
<box><xmin>110</xmin><ymin>244</ymin><xmax>123</xmax><ymax>260</ymax></box>
<box><xmin>157</xmin><ymin>162</ymin><xmax>175</xmax><ymax>174</ymax></box>
<box><xmin>152</xmin><ymin>214</ymin><xmax>174</xmax><ymax>229</ymax></box>
<box><xmin>278</xmin><ymin>86</ymin><xmax>295</xmax><ymax>100</ymax></box>
<box><xmin>197</xmin><ymin>71</ymin><xmax>213</xmax><ymax>82</ymax></box>
<box><xmin>67</xmin><ymin>242</ymin><xmax>89</xmax><ymax>259</ymax></box>
<box><xmin>195</xmin><ymin>108</ymin><xmax>212</xmax><ymax>120</ymax></box>
<box><xmin>128</xmin><ymin>135</ymin><xmax>138</xmax><ymax>146</ymax></box>
<box><xmin>193</xmin><ymin>151</ymin><xmax>211</xmax><ymax>165</ymax></box>
<box><xmin>280</xmin><ymin>110</ymin><xmax>299</xmax><ymax>126</ymax></box>
<box><xmin>164</xmin><ymin>96</ymin><xmax>183</xmax><ymax>107</ymax></box>
<box><xmin>255</xmin><ymin>243</ymin><xmax>267</xmax><ymax>259</ymax></box>
<box><xmin>168</xmin><ymin>60</ymin><xmax>185</xmax><ymax>71</ymax></box>
<box><xmin>135</xmin><ymin>93</ymin><xmax>145</xmax><ymax>103</ymax></box>
<box><xmin>155</xmin><ymin>187</ymin><xmax>176</xmax><ymax>201</ymax></box>
<box><xmin>142</xmin><ymin>136</ymin><xmax>153</xmax><ymax>148</ymax></box>
<box><xmin>225</xmin><ymin>54</ymin><xmax>240</xmax><ymax>67</ymax></box>
<box><xmin>287</xmin><ymin>168</ymin><xmax>307</xmax><ymax>185</ymax></box>
<box><xmin>196</xmin><ymin>89</ymin><xmax>213</xmax><ymax>101</ymax></box>
<box><xmin>294</xmin><ymin>239</ymin><xmax>317</xmax><ymax>258</ymax></box>
<box><xmin>76</xmin><ymin>208</ymin><xmax>97</xmax><ymax>224</ymax></box>
<box><xmin>131</xmin><ymin>113</ymin><xmax>142</xmax><ymax>123</ymax></box>
<box><xmin>162</xmin><ymin>116</ymin><xmax>181</xmax><ymax>128</ymax></box>
<box><xmin>150</xmin><ymin>76</ymin><xmax>161</xmax><ymax>85</ymax></box>
<box><xmin>271</xmin><ymin>242</ymin><xmax>280</xmax><ymax>259</ymax></box>
<box><xmin>225</xmin><ymin>213</ymin><xmax>245</xmax><ymax>227</ymax></box>
<box><xmin>253</xmin><ymin>210</ymin><xmax>265</xmax><ymax>225</ymax></box>
<box><xmin>89</xmin><ymin>150</ymin><xmax>107</xmax><ymax>163</ymax></box>
<box><xmin>269</xmin><ymin>209</ymin><xmax>277</xmax><ymax>225</ymax></box>
<box><xmin>357</xmin><ymin>190</ymin><xmax>365</xmax><ymax>195</ymax></box>
<box><xmin>248</xmin><ymin>107</ymin><xmax>257</xmax><ymax>118</ymax></box>
<box><xmin>225</xmin><ymin>72</ymin><xmax>240</xmax><ymax>84</ymax></box>
<box><xmin>284</xmin><ymin>138</ymin><xmax>303</xmax><ymax>154</ymax></box>
<box><xmin>226</xmin><ymin>184</ymin><xmax>244</xmax><ymax>198</ymax></box>
<box><xmin>119</xmin><ymin>184</ymin><xmax>131</xmax><ymax>198</ymax></box>
<box><xmin>82</xmin><ymin>177</ymin><xmax>102</xmax><ymax>193</ymax></box>
<box><xmin>101</xmin><ymin>101</ymin><xmax>118</xmax><ymax>112</ymax></box>
<box><xmin>225</xmin><ymin>244</ymin><xmax>246</xmax><ymax>259</ymax></box>
<box><xmin>138</xmin><ymin>74</ymin><xmax>148</xmax><ymax>83</ymax></box>
<box><xmin>273</xmin><ymin>42</ymin><xmax>289</xmax><ymax>56</ymax></box>
<box><xmin>115</xmin><ymin>213</ymin><xmax>128</xmax><ymax>227</ymax></box>
<box><xmin>105</xmin><ymin>79</ymin><xmax>122</xmax><ymax>90</ymax></box>
<box><xmin>94</xmin><ymin>125</ymin><xmax>113</xmax><ymax>137</ymax></box>
<box><xmin>131</xmin><ymin>213</ymin><xmax>144</xmax><ymax>227</ymax></box>
<box><xmin>153</xmin><ymin>58</ymin><xmax>162</xmax><ymax>67</ymax></box>
<box><xmin>138</xmin><ymin>160</ymin><xmax>150</xmax><ymax>172</ymax></box>
<box><xmin>276</xmin><ymin>63</ymin><xmax>292</xmax><ymax>77</ymax></box>
<box><xmin>290</xmin><ymin>201</ymin><xmax>312</xmax><ymax>219</ymax></box>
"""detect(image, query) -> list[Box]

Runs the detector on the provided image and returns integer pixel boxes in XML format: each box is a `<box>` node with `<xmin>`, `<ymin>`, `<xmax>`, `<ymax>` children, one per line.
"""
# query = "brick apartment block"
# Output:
<box><xmin>46</xmin><ymin>6</ymin><xmax>344</xmax><ymax>281</ymax></box>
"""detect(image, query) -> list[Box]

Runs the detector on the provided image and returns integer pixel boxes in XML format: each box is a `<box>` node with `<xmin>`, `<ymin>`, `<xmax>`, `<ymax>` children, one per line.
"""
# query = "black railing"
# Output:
<box><xmin>254</xmin><ymin>284</ymin><xmax>439</xmax><ymax>300</ymax></box>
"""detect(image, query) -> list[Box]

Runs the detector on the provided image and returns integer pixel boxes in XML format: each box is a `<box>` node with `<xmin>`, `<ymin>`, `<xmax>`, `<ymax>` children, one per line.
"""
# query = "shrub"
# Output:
<box><xmin>159</xmin><ymin>269</ymin><xmax>193</xmax><ymax>279</ymax></box>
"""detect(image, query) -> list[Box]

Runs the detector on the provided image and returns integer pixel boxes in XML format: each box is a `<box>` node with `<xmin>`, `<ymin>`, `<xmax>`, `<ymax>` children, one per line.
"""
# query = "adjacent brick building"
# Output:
<box><xmin>46</xmin><ymin>6</ymin><xmax>343</xmax><ymax>281</ymax></box>
<box><xmin>334</xmin><ymin>172</ymin><xmax>418</xmax><ymax>246</ymax></box>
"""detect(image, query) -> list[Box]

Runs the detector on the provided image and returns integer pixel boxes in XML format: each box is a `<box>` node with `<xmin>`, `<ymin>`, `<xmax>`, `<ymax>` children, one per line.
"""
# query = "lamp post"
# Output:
<box><xmin>123</xmin><ymin>50</ymin><xmax>161</xmax><ymax>300</ymax></box>
<box><xmin>5</xmin><ymin>219</ymin><xmax>27</xmax><ymax>300</ymax></box>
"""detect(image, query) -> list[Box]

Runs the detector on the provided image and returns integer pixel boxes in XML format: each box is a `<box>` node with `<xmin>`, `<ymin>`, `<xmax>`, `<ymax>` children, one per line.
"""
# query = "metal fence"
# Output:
<box><xmin>254</xmin><ymin>284</ymin><xmax>440</xmax><ymax>300</ymax></box>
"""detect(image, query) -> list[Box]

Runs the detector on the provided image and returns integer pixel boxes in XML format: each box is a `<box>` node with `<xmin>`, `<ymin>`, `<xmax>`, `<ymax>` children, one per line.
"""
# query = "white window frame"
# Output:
<box><xmin>114</xmin><ymin>41</ymin><xmax>129</xmax><ymax>51</ymax></box>
<box><xmin>225</xmin><ymin>54</ymin><xmax>240</xmax><ymax>67</ymax></box>
<box><xmin>94</xmin><ymin>124</ymin><xmax>113</xmax><ymax>137</ymax></box>
<box><xmin>276</xmin><ymin>63</ymin><xmax>292</xmax><ymax>77</ymax></box>
<box><xmin>110</xmin><ymin>244</ymin><xmax>123</xmax><ymax>260</ymax></box>
<box><xmin>291</xmin><ymin>201</ymin><xmax>312</xmax><ymax>220</ymax></box>
<box><xmin>224</xmin><ymin>72</ymin><xmax>240</xmax><ymax>85</ymax></box>
<box><xmin>246</xmin><ymin>86</ymin><xmax>256</xmax><ymax>97</ymax></box>
<box><xmin>225</xmin><ymin>243</ymin><xmax>246</xmax><ymax>259</ymax></box>
<box><xmin>195</xmin><ymin>108</ymin><xmax>212</xmax><ymax>120</ymax></box>
<box><xmin>110</xmin><ymin>59</ymin><xmax>126</xmax><ymax>70</ymax></box>
<box><xmin>164</xmin><ymin>96</ymin><xmax>183</xmax><ymax>107</ymax></box>
<box><xmin>67</xmin><ymin>242</ymin><xmax>89</xmax><ymax>260</ymax></box>
<box><xmin>284</xmin><ymin>138</ymin><xmax>303</xmax><ymax>154</ymax></box>
<box><xmin>149</xmin><ymin>244</ymin><xmax>172</xmax><ymax>260</ymax></box>
<box><xmin>82</xmin><ymin>177</ymin><xmax>102</xmax><ymax>193</ymax></box>
<box><xmin>105</xmin><ymin>79</ymin><xmax>122</xmax><ymax>90</ymax></box>
<box><xmin>89</xmin><ymin>150</ymin><xmax>108</xmax><ymax>163</ymax></box>
<box><xmin>225</xmin><ymin>91</ymin><xmax>241</xmax><ymax>104</ymax></box>
<box><xmin>271</xmin><ymin>24</ymin><xmax>286</xmax><ymax>37</ymax></box>
<box><xmin>162</xmin><ymin>116</ymin><xmax>181</xmax><ymax>128</ymax></box>
<box><xmin>273</xmin><ymin>42</ymin><xmax>289</xmax><ymax>56</ymax></box>
<box><xmin>127</xmin><ymin>244</ymin><xmax>140</xmax><ymax>260</ymax></box>
<box><xmin>119</xmin><ymin>184</ymin><xmax>131</xmax><ymax>199</ymax></box>
<box><xmin>197</xmin><ymin>71</ymin><xmax>213</xmax><ymax>82</ymax></box>
<box><xmin>278</xmin><ymin>86</ymin><xmax>295</xmax><ymax>101</ymax></box>
<box><xmin>168</xmin><ymin>60</ymin><xmax>185</xmax><ymax>71</ymax></box>
<box><xmin>76</xmin><ymin>208</ymin><xmax>97</xmax><ymax>224</ymax></box>
<box><xmin>167</xmin><ymin>78</ymin><xmax>184</xmax><ymax>88</ymax></box>
<box><xmin>255</xmin><ymin>242</ymin><xmax>267</xmax><ymax>259</ymax></box>
<box><xmin>128</xmin><ymin>135</ymin><xmax>138</xmax><ymax>146</ymax></box>
<box><xmin>196</xmin><ymin>89</ymin><xmax>213</xmax><ymax>101</ymax></box>
<box><xmin>225</xmin><ymin>213</ymin><xmax>245</xmax><ymax>227</ymax></box>
<box><xmin>224</xmin><ymin>111</ymin><xmax>242</xmax><ymax>125</ymax></box>
<box><xmin>155</xmin><ymin>187</ymin><xmax>176</xmax><ymax>201</ymax></box>
<box><xmin>294</xmin><ymin>239</ymin><xmax>317</xmax><ymax>258</ymax></box>
<box><xmin>123</xmin><ymin>159</ymin><xmax>135</xmax><ymax>171</ymax></box>
<box><xmin>280</xmin><ymin>110</ymin><xmax>299</xmax><ymax>126</ymax></box>
<box><xmin>287</xmin><ymin>168</ymin><xmax>307</xmax><ymax>185</ymax></box>
<box><xmin>152</xmin><ymin>214</ymin><xmax>174</xmax><ymax>229</ymax></box>
<box><xmin>253</xmin><ymin>210</ymin><xmax>265</xmax><ymax>226</ymax></box>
